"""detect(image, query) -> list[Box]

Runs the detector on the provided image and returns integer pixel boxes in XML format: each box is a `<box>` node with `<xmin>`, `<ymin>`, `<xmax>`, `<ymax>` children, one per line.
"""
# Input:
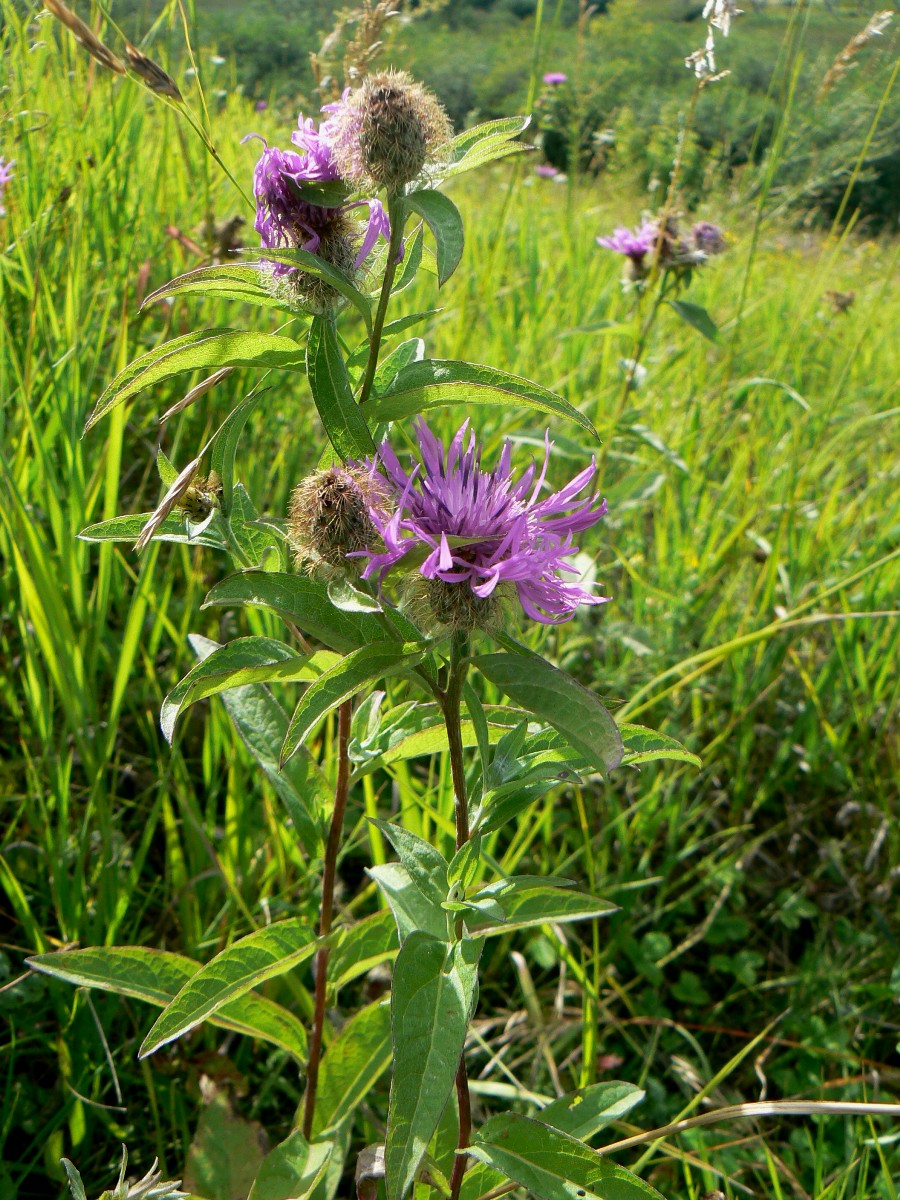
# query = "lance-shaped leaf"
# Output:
<box><xmin>313</xmin><ymin>1000</ymin><xmax>393</xmax><ymax>1136</ymax></box>
<box><xmin>280</xmin><ymin>642</ymin><xmax>426</xmax><ymax>767</ymax></box>
<box><xmin>202</xmin><ymin>572</ymin><xmax>392</xmax><ymax>653</ymax></box>
<box><xmin>139</xmin><ymin>918</ymin><xmax>318</xmax><ymax>1058</ymax></box>
<box><xmin>620</xmin><ymin>724</ymin><xmax>701</xmax><ymax>769</ymax></box>
<box><xmin>327</xmin><ymin>910</ymin><xmax>398</xmax><ymax>997</ymax></box>
<box><xmin>368</xmin><ymin>359</ymin><xmax>597</xmax><ymax>436</ymax></box>
<box><xmin>474</xmin><ymin>654</ymin><xmax>623</xmax><ymax>775</ymax></box>
<box><xmin>464</xmin><ymin>877</ymin><xmax>617</xmax><ymax>935</ymax></box>
<box><xmin>85</xmin><ymin>330</ymin><xmax>305</xmax><ymax>431</ymax></box>
<box><xmin>161</xmin><ymin>637</ymin><xmax>339</xmax><ymax>743</ymax></box>
<box><xmin>27</xmin><ymin>945</ymin><xmax>308</xmax><ymax>1062</ymax></box>
<box><xmin>406</xmin><ymin>191</ymin><xmax>464</xmax><ymax>286</ymax></box>
<box><xmin>386</xmin><ymin>934</ymin><xmax>482</xmax><ymax>1200</ymax></box>
<box><xmin>540</xmin><ymin>1082</ymin><xmax>645</xmax><ymax>1141</ymax></box>
<box><xmin>307</xmin><ymin>316</ymin><xmax>378</xmax><ymax>461</ymax></box>
<box><xmin>79</xmin><ymin>512</ymin><xmax>226</xmax><ymax>549</ymax></box>
<box><xmin>467</xmin><ymin>1114</ymin><xmax>665</xmax><ymax>1200</ymax></box>
<box><xmin>247</xmin><ymin>1130</ymin><xmax>333</xmax><ymax>1200</ymax></box>
<box><xmin>445</xmin><ymin>116</ymin><xmax>532</xmax><ymax>176</ymax></box>
<box><xmin>247</xmin><ymin>247</ymin><xmax>372</xmax><ymax>330</ymax></box>
<box><xmin>210</xmin><ymin>390</ymin><xmax>265</xmax><ymax>516</ymax></box>
<box><xmin>373</xmin><ymin>338</ymin><xmax>426</xmax><ymax>394</ymax></box>
<box><xmin>371</xmin><ymin>820</ymin><xmax>450</xmax><ymax>910</ymax></box>
<box><xmin>667</xmin><ymin>299</ymin><xmax>719</xmax><ymax>342</ymax></box>
<box><xmin>144</xmin><ymin>263</ymin><xmax>307</xmax><ymax>317</ymax></box>
<box><xmin>204</xmin><ymin>657</ymin><xmax>328</xmax><ymax>857</ymax></box>
<box><xmin>368</xmin><ymin>863</ymin><xmax>449</xmax><ymax>943</ymax></box>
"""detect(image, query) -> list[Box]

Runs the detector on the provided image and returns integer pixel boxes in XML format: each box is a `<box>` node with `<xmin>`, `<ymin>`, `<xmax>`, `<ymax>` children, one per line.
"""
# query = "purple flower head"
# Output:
<box><xmin>290</xmin><ymin>114</ymin><xmax>341</xmax><ymax>181</ymax></box>
<box><xmin>597</xmin><ymin>221</ymin><xmax>657</xmax><ymax>265</ymax></box>
<box><xmin>255</xmin><ymin>99</ymin><xmax>268</xmax><ymax>112</ymax></box>
<box><xmin>535</xmin><ymin>163</ymin><xmax>560</xmax><ymax>179</ymax></box>
<box><xmin>358</xmin><ymin>420</ymin><xmax>609</xmax><ymax>626</ymax></box>
<box><xmin>543</xmin><ymin>72</ymin><xmax>568</xmax><ymax>85</ymax></box>
<box><xmin>691</xmin><ymin>220</ymin><xmax>726</xmax><ymax>256</ymax></box>
<box><xmin>0</xmin><ymin>157</ymin><xmax>14</xmax><ymax>217</ymax></box>
<box><xmin>244</xmin><ymin>138</ymin><xmax>330</xmax><ymax>275</ymax></box>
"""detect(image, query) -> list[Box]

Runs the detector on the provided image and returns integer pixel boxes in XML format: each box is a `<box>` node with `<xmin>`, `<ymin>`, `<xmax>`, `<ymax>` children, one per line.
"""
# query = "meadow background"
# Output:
<box><xmin>1</xmin><ymin>0</ymin><xmax>899</xmax><ymax>1197</ymax></box>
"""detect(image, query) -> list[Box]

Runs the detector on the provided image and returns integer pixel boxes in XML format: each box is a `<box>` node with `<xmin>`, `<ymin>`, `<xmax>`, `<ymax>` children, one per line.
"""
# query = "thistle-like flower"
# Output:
<box><xmin>690</xmin><ymin>221</ymin><xmax>726</xmax><ymax>256</ymax></box>
<box><xmin>288</xmin><ymin>465</ymin><xmax>389</xmax><ymax>573</ymax></box>
<box><xmin>598</xmin><ymin>216</ymin><xmax>725</xmax><ymax>278</ymax></box>
<box><xmin>357</xmin><ymin>420</ymin><xmax>609</xmax><ymax>629</ymax></box>
<box><xmin>323</xmin><ymin>70</ymin><xmax>453</xmax><ymax>193</ymax></box>
<box><xmin>597</xmin><ymin>221</ymin><xmax>657</xmax><ymax>276</ymax></box>
<box><xmin>0</xmin><ymin>157</ymin><xmax>14</xmax><ymax>217</ymax></box>
<box><xmin>542</xmin><ymin>71</ymin><xmax>568</xmax><ymax>85</ymax></box>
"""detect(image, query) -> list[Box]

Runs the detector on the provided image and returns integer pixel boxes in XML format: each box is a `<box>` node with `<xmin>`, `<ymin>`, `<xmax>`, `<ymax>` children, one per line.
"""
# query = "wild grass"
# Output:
<box><xmin>0</xmin><ymin>1</ymin><xmax>898</xmax><ymax>1197</ymax></box>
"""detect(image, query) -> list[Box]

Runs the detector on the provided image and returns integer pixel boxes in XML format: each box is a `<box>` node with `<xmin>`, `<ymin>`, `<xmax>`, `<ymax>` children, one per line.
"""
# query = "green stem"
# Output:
<box><xmin>441</xmin><ymin>633</ymin><xmax>472</xmax><ymax>1200</ymax></box>
<box><xmin>301</xmin><ymin>698</ymin><xmax>353</xmax><ymax>1140</ymax></box>
<box><xmin>358</xmin><ymin>194</ymin><xmax>407</xmax><ymax>407</ymax></box>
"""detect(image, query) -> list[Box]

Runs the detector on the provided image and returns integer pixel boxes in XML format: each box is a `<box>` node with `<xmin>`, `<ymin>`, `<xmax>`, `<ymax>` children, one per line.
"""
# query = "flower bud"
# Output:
<box><xmin>287</xmin><ymin>466</ymin><xmax>385</xmax><ymax>572</ymax></box>
<box><xmin>325</xmin><ymin>70</ymin><xmax>453</xmax><ymax>193</ymax></box>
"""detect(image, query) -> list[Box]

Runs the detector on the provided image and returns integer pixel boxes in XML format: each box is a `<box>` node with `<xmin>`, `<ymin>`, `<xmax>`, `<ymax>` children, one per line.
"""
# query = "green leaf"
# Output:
<box><xmin>327</xmin><ymin>910</ymin><xmax>398</xmax><ymax>997</ymax></box>
<box><xmin>386</xmin><ymin>934</ymin><xmax>482</xmax><ymax>1200</ymax></box>
<box><xmin>406</xmin><ymin>191</ymin><xmax>464</xmax><ymax>286</ymax></box>
<box><xmin>161</xmin><ymin>637</ymin><xmax>339</xmax><ymax>743</ymax></box>
<box><xmin>246</xmin><ymin>247</ymin><xmax>372</xmax><ymax>330</ymax></box>
<box><xmin>27</xmin><ymin>945</ymin><xmax>308</xmax><ymax>1062</ymax></box>
<box><xmin>184</xmin><ymin>1089</ymin><xmax>268</xmax><ymax>1200</ymax></box>
<box><xmin>313</xmin><ymin>999</ymin><xmax>393</xmax><ymax>1136</ymax></box>
<box><xmin>139</xmin><ymin>919</ymin><xmax>318</xmax><ymax>1058</ymax></box>
<box><xmin>280</xmin><ymin>642</ymin><xmax>426</xmax><ymax>767</ymax></box>
<box><xmin>202</xmin><ymin>572</ymin><xmax>392</xmax><ymax>653</ymax></box>
<box><xmin>143</xmin><ymin>263</ymin><xmax>306</xmax><ymax>317</ymax></box>
<box><xmin>78</xmin><ymin>511</ymin><xmax>226</xmax><ymax>549</ymax></box>
<box><xmin>369</xmin><ymin>359</ymin><xmax>597</xmax><ymax>436</ymax></box>
<box><xmin>468</xmin><ymin>1114</ymin><xmax>665</xmax><ymax>1200</ymax></box>
<box><xmin>619</xmin><ymin>724</ymin><xmax>701</xmax><ymax>769</ymax></box>
<box><xmin>247</xmin><ymin>1130</ymin><xmax>333</xmax><ymax>1200</ymax></box>
<box><xmin>190</xmin><ymin>635</ymin><xmax>327</xmax><ymax>856</ymax></box>
<box><xmin>474</xmin><ymin>654</ymin><xmax>624</xmax><ymax>775</ymax></box>
<box><xmin>367</xmin><ymin>863</ymin><xmax>449</xmax><ymax>943</ymax></box>
<box><xmin>61</xmin><ymin>1161</ymin><xmax>88</xmax><ymax>1200</ymax></box>
<box><xmin>391</xmin><ymin>224</ymin><xmax>424</xmax><ymax>294</ymax></box>
<box><xmin>210</xmin><ymin>391</ymin><xmax>265</xmax><ymax>516</ymax></box>
<box><xmin>446</xmin><ymin>116</ymin><xmax>531</xmax><ymax>176</ymax></box>
<box><xmin>540</xmin><ymin>1083</ymin><xmax>645</xmax><ymax>1141</ymax></box>
<box><xmin>85</xmin><ymin>330</ymin><xmax>306</xmax><ymax>431</ymax></box>
<box><xmin>372</xmin><ymin>820</ymin><xmax>451</xmax><ymax>909</ymax></box>
<box><xmin>373</xmin><ymin>337</ymin><xmax>426</xmax><ymax>395</ymax></box>
<box><xmin>307</xmin><ymin>316</ymin><xmax>377</xmax><ymax>461</ymax></box>
<box><xmin>667</xmin><ymin>299</ymin><xmax>719</xmax><ymax>342</ymax></box>
<box><xmin>464</xmin><ymin>878</ymin><xmax>616</xmax><ymax>935</ymax></box>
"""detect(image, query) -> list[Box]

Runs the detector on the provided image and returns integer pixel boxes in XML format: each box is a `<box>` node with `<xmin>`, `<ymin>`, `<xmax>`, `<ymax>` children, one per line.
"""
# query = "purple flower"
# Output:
<box><xmin>255</xmin><ymin>99</ymin><xmax>268</xmax><ymax>112</ymax></box>
<box><xmin>0</xmin><ymin>157</ymin><xmax>14</xmax><ymax>217</ymax></box>
<box><xmin>290</xmin><ymin>114</ymin><xmax>341</xmax><ymax>182</ymax></box>
<box><xmin>350</xmin><ymin>198</ymin><xmax>391</xmax><ymax>269</ymax></box>
<box><xmin>535</xmin><ymin>164</ymin><xmax>560</xmax><ymax>179</ymax></box>
<box><xmin>691</xmin><ymin>220</ymin><xmax>726</xmax><ymax>256</ymax></box>
<box><xmin>359</xmin><ymin>420</ymin><xmax>609</xmax><ymax>625</ymax></box>
<box><xmin>597</xmin><ymin>221</ymin><xmax>657</xmax><ymax>266</ymax></box>
<box><xmin>543</xmin><ymin>72</ymin><xmax>568</xmax><ymax>85</ymax></box>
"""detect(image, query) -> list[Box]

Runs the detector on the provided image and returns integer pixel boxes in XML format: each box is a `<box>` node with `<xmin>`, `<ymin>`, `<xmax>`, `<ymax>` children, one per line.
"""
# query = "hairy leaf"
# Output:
<box><xmin>406</xmin><ymin>191</ymin><xmax>464</xmax><ymax>286</ymax></box>
<box><xmin>369</xmin><ymin>359</ymin><xmax>597</xmax><ymax>436</ymax></box>
<box><xmin>468</xmin><ymin>1114</ymin><xmax>665</xmax><ymax>1200</ymax></box>
<box><xmin>27</xmin><ymin>945</ymin><xmax>308</xmax><ymax>1062</ymax></box>
<box><xmin>386</xmin><ymin>934</ymin><xmax>482</xmax><ymax>1200</ymax></box>
<box><xmin>474</xmin><ymin>654</ymin><xmax>624</xmax><ymax>774</ymax></box>
<box><xmin>139</xmin><ymin>918</ymin><xmax>318</xmax><ymax>1058</ymax></box>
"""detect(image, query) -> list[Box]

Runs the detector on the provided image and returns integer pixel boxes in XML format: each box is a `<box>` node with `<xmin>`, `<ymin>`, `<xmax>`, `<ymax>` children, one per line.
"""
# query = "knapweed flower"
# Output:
<box><xmin>358</xmin><ymin>420</ymin><xmax>609</xmax><ymax>629</ymax></box>
<box><xmin>691</xmin><ymin>220</ymin><xmax>726</xmax><ymax>256</ymax></box>
<box><xmin>255</xmin><ymin>99</ymin><xmax>268</xmax><ymax>112</ymax></box>
<box><xmin>0</xmin><ymin>157</ymin><xmax>14</xmax><ymax>217</ymax></box>
<box><xmin>542</xmin><ymin>71</ymin><xmax>568</xmax><ymax>85</ymax></box>
<box><xmin>535</xmin><ymin>163</ymin><xmax>561</xmax><ymax>179</ymax></box>
<box><xmin>323</xmin><ymin>70</ymin><xmax>453</xmax><ymax>193</ymax></box>
<box><xmin>245</xmin><ymin>112</ymin><xmax>389</xmax><ymax>309</ymax></box>
<box><xmin>597</xmin><ymin>220</ymin><xmax>657</xmax><ymax>280</ymax></box>
<box><xmin>288</xmin><ymin>465</ymin><xmax>390</xmax><ymax>573</ymax></box>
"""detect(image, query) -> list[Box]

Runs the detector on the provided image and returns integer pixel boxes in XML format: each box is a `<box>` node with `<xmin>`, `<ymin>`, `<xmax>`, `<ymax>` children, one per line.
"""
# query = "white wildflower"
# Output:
<box><xmin>702</xmin><ymin>0</ymin><xmax>743</xmax><ymax>38</ymax></box>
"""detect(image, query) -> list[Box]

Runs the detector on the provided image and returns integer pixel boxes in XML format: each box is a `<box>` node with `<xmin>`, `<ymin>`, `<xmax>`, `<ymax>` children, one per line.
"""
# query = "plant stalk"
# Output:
<box><xmin>442</xmin><ymin>633</ymin><xmax>472</xmax><ymax>1200</ymax></box>
<box><xmin>358</xmin><ymin>193</ymin><xmax>407</xmax><ymax>406</ymax></box>
<box><xmin>301</xmin><ymin>698</ymin><xmax>353</xmax><ymax>1140</ymax></box>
